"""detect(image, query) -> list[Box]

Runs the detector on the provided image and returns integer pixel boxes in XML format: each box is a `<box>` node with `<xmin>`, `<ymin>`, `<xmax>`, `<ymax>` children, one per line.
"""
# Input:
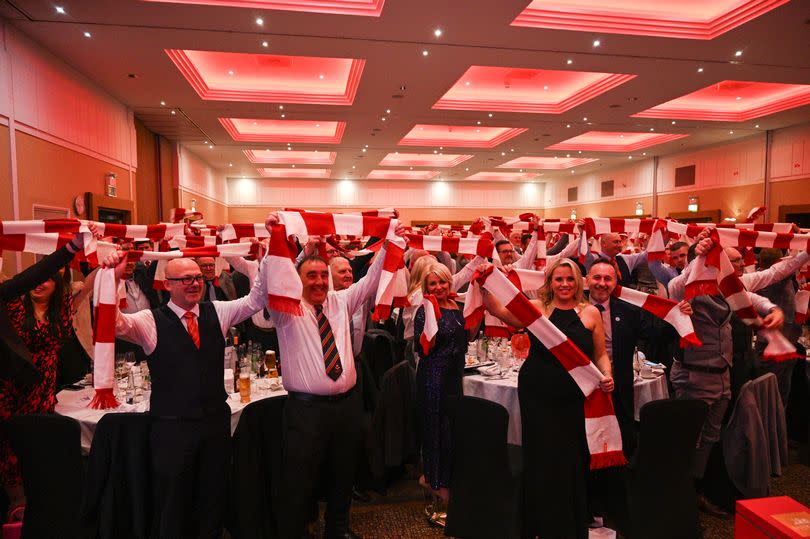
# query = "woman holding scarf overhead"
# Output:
<box><xmin>482</xmin><ymin>258</ymin><xmax>613</xmax><ymax>539</ymax></box>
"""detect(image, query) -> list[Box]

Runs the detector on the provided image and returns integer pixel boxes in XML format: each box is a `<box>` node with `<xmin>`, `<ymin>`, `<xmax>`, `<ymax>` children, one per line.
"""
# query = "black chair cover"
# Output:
<box><xmin>56</xmin><ymin>333</ymin><xmax>91</xmax><ymax>388</ymax></box>
<box><xmin>228</xmin><ymin>396</ymin><xmax>287</xmax><ymax>539</ymax></box>
<box><xmin>362</xmin><ymin>329</ymin><xmax>396</xmax><ymax>389</ymax></box>
<box><xmin>445</xmin><ymin>396</ymin><xmax>522</xmax><ymax>539</ymax></box>
<box><xmin>627</xmin><ymin>399</ymin><xmax>708</xmax><ymax>539</ymax></box>
<box><xmin>7</xmin><ymin>414</ymin><xmax>93</xmax><ymax>539</ymax></box>
<box><xmin>365</xmin><ymin>361</ymin><xmax>417</xmax><ymax>482</ymax></box>
<box><xmin>81</xmin><ymin>412</ymin><xmax>151</xmax><ymax>539</ymax></box>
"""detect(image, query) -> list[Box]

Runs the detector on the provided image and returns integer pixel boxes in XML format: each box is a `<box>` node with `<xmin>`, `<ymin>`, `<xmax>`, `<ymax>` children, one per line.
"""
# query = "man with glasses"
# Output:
<box><xmin>102</xmin><ymin>248</ymin><xmax>271</xmax><ymax>538</ymax></box>
<box><xmin>495</xmin><ymin>240</ymin><xmax>518</xmax><ymax>266</ymax></box>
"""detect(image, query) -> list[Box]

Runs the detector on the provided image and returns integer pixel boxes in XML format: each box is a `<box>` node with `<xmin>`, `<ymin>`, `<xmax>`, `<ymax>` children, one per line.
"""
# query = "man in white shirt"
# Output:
<box><xmin>104</xmin><ymin>249</ymin><xmax>270</xmax><ymax>538</ymax></box>
<box><xmin>264</xmin><ymin>213</ymin><xmax>405</xmax><ymax>539</ymax></box>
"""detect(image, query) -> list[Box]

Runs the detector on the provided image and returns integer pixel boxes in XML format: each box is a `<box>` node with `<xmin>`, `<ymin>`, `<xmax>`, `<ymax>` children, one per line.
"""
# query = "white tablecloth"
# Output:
<box><xmin>56</xmin><ymin>382</ymin><xmax>287</xmax><ymax>454</ymax></box>
<box><xmin>463</xmin><ymin>371</ymin><xmax>669</xmax><ymax>445</ymax></box>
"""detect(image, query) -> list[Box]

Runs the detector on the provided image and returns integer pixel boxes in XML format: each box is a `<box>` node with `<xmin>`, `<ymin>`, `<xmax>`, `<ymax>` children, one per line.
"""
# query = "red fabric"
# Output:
<box><xmin>183</xmin><ymin>311</ymin><xmax>200</xmax><ymax>348</ymax></box>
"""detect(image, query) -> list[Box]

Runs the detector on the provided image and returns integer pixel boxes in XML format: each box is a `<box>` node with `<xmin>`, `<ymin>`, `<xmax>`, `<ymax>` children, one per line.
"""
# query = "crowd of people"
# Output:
<box><xmin>0</xmin><ymin>211</ymin><xmax>808</xmax><ymax>539</ymax></box>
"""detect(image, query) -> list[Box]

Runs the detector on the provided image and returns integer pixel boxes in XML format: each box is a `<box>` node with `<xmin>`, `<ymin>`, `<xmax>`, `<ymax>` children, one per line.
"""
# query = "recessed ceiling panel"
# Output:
<box><xmin>244</xmin><ymin>149</ymin><xmax>336</xmax><ymax>165</ymax></box>
<box><xmin>220</xmin><ymin>118</ymin><xmax>346</xmax><ymax>143</ymax></box>
<box><xmin>632</xmin><ymin>80</ymin><xmax>810</xmax><ymax>121</ymax></box>
<box><xmin>498</xmin><ymin>156</ymin><xmax>598</xmax><ymax>169</ymax></box>
<box><xmin>399</xmin><ymin>125</ymin><xmax>527</xmax><ymax>148</ymax></box>
<box><xmin>546</xmin><ymin>131</ymin><xmax>688</xmax><ymax>152</ymax></box>
<box><xmin>144</xmin><ymin>0</ymin><xmax>385</xmax><ymax>17</ymax></box>
<box><xmin>257</xmin><ymin>168</ymin><xmax>332</xmax><ymax>178</ymax></box>
<box><xmin>366</xmin><ymin>170</ymin><xmax>440</xmax><ymax>180</ymax></box>
<box><xmin>165</xmin><ymin>49</ymin><xmax>365</xmax><ymax>104</ymax></box>
<box><xmin>465</xmin><ymin>171</ymin><xmax>541</xmax><ymax>182</ymax></box>
<box><xmin>511</xmin><ymin>0</ymin><xmax>790</xmax><ymax>40</ymax></box>
<box><xmin>434</xmin><ymin>66</ymin><xmax>635</xmax><ymax>113</ymax></box>
<box><xmin>378</xmin><ymin>153</ymin><xmax>474</xmax><ymax>167</ymax></box>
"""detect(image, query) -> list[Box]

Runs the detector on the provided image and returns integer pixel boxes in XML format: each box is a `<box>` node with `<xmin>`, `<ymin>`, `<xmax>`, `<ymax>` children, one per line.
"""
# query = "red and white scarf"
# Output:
<box><xmin>418</xmin><ymin>295</ymin><xmax>441</xmax><ymax>355</ymax></box>
<box><xmin>170</xmin><ymin>208</ymin><xmax>203</xmax><ymax>223</ymax></box>
<box><xmin>468</xmin><ymin>266</ymin><xmax>625</xmax><ymax>469</ymax></box>
<box><xmin>610</xmin><ymin>285</ymin><xmax>701</xmax><ymax>347</ymax></box>
<box><xmin>89</xmin><ymin>267</ymin><xmax>119</xmax><ymax>409</ymax></box>
<box><xmin>685</xmin><ymin>237</ymin><xmax>800</xmax><ymax>362</ymax></box>
<box><xmin>405</xmin><ymin>234</ymin><xmax>496</xmax><ymax>258</ymax></box>
<box><xmin>795</xmin><ymin>285</ymin><xmax>810</xmax><ymax>325</ymax></box>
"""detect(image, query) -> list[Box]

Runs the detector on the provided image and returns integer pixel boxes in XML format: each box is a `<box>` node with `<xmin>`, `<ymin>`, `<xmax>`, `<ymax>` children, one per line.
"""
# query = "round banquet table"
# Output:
<box><xmin>462</xmin><ymin>370</ymin><xmax>669</xmax><ymax>445</ymax></box>
<box><xmin>56</xmin><ymin>383</ymin><xmax>287</xmax><ymax>454</ymax></box>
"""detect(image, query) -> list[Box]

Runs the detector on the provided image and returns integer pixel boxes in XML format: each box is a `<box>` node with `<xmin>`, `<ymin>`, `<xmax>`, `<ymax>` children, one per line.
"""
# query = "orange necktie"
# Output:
<box><xmin>183</xmin><ymin>311</ymin><xmax>200</xmax><ymax>348</ymax></box>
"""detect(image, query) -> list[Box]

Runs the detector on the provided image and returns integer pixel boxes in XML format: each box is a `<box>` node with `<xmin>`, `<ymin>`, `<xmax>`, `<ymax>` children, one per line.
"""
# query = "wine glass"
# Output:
<box><xmin>510</xmin><ymin>332</ymin><xmax>530</xmax><ymax>367</ymax></box>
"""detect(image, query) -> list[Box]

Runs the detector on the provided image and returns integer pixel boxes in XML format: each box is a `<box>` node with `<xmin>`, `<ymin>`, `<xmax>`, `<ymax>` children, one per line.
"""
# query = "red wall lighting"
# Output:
<box><xmin>632</xmin><ymin>80</ymin><xmax>810</xmax><ymax>122</ymax></box>
<box><xmin>144</xmin><ymin>0</ymin><xmax>385</xmax><ymax>17</ymax></box>
<box><xmin>511</xmin><ymin>0</ymin><xmax>790</xmax><ymax>40</ymax></box>
<box><xmin>546</xmin><ymin>131</ymin><xmax>688</xmax><ymax>152</ymax></box>
<box><xmin>257</xmin><ymin>168</ymin><xmax>331</xmax><ymax>178</ymax></box>
<box><xmin>166</xmin><ymin>49</ymin><xmax>365</xmax><ymax>105</ymax></box>
<box><xmin>220</xmin><ymin>118</ymin><xmax>346</xmax><ymax>143</ymax></box>
<box><xmin>378</xmin><ymin>153</ymin><xmax>474</xmax><ymax>167</ymax></box>
<box><xmin>365</xmin><ymin>170</ymin><xmax>440</xmax><ymax>180</ymax></box>
<box><xmin>399</xmin><ymin>125</ymin><xmax>527</xmax><ymax>148</ymax></box>
<box><xmin>498</xmin><ymin>156</ymin><xmax>598</xmax><ymax>169</ymax></box>
<box><xmin>434</xmin><ymin>66</ymin><xmax>634</xmax><ymax>114</ymax></box>
<box><xmin>244</xmin><ymin>149</ymin><xmax>336</xmax><ymax>165</ymax></box>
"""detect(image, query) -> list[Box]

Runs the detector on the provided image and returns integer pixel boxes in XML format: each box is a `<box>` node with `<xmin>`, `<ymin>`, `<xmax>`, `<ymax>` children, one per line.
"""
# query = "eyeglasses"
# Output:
<box><xmin>498</xmin><ymin>249</ymin><xmax>515</xmax><ymax>255</ymax></box>
<box><xmin>166</xmin><ymin>274</ymin><xmax>205</xmax><ymax>285</ymax></box>
<box><xmin>197</xmin><ymin>264</ymin><xmax>216</xmax><ymax>269</ymax></box>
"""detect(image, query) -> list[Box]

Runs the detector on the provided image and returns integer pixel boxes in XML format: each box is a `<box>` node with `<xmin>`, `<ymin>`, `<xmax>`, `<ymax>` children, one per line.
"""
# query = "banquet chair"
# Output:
<box><xmin>81</xmin><ymin>412</ymin><xmax>151</xmax><ymax>539</ymax></box>
<box><xmin>445</xmin><ymin>396</ymin><xmax>522</xmax><ymax>539</ymax></box>
<box><xmin>626</xmin><ymin>399</ymin><xmax>707</xmax><ymax>539</ymax></box>
<box><xmin>228</xmin><ymin>395</ymin><xmax>287</xmax><ymax>539</ymax></box>
<box><xmin>362</xmin><ymin>329</ymin><xmax>397</xmax><ymax>390</ymax></box>
<box><xmin>7</xmin><ymin>414</ymin><xmax>93</xmax><ymax>539</ymax></box>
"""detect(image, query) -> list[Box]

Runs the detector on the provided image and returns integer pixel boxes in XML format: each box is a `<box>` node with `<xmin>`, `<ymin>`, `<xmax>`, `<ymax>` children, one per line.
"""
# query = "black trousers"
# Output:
<box><xmin>281</xmin><ymin>388</ymin><xmax>362</xmax><ymax>539</ymax></box>
<box><xmin>149</xmin><ymin>409</ymin><xmax>230</xmax><ymax>539</ymax></box>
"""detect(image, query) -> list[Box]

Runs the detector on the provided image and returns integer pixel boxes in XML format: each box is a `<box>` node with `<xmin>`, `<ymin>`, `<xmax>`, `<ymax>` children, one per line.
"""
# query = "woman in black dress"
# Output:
<box><xmin>483</xmin><ymin>258</ymin><xmax>613</xmax><ymax>539</ymax></box>
<box><xmin>413</xmin><ymin>261</ymin><xmax>467</xmax><ymax>526</ymax></box>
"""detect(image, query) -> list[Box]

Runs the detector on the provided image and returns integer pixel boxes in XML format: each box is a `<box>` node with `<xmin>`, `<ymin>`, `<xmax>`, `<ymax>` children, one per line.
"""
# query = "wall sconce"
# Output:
<box><xmin>723</xmin><ymin>217</ymin><xmax>737</xmax><ymax>222</ymax></box>
<box><xmin>104</xmin><ymin>173</ymin><xmax>117</xmax><ymax>198</ymax></box>
<box><xmin>570</xmin><ymin>208</ymin><xmax>577</xmax><ymax>220</ymax></box>
<box><xmin>635</xmin><ymin>201</ymin><xmax>644</xmax><ymax>216</ymax></box>
<box><xmin>687</xmin><ymin>196</ymin><xmax>699</xmax><ymax>212</ymax></box>
<box><xmin>190</xmin><ymin>198</ymin><xmax>197</xmax><ymax>212</ymax></box>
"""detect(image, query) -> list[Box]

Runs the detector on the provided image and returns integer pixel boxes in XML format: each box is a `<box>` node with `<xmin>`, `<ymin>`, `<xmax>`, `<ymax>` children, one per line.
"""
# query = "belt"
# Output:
<box><xmin>679</xmin><ymin>362</ymin><xmax>729</xmax><ymax>374</ymax></box>
<box><xmin>288</xmin><ymin>388</ymin><xmax>354</xmax><ymax>403</ymax></box>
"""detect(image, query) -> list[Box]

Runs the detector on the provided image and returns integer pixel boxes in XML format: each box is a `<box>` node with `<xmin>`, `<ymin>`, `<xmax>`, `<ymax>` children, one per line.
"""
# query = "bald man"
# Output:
<box><xmin>583</xmin><ymin>232</ymin><xmax>649</xmax><ymax>288</ymax></box>
<box><xmin>105</xmin><ymin>251</ymin><xmax>271</xmax><ymax>538</ymax></box>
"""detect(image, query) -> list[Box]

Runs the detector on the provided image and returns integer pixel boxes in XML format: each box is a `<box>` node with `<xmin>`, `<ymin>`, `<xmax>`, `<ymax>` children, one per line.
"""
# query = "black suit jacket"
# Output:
<box><xmin>606</xmin><ymin>297</ymin><xmax>647</xmax><ymax>422</ymax></box>
<box><xmin>132</xmin><ymin>262</ymin><xmax>164</xmax><ymax>308</ymax></box>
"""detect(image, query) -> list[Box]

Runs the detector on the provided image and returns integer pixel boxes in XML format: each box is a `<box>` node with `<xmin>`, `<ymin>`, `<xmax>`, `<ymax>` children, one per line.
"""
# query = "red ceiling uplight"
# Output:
<box><xmin>434</xmin><ymin>66</ymin><xmax>635</xmax><ymax>114</ymax></box>
<box><xmin>498</xmin><ymin>156</ymin><xmax>598</xmax><ymax>169</ymax></box>
<box><xmin>511</xmin><ymin>0</ymin><xmax>790</xmax><ymax>40</ymax></box>
<box><xmin>257</xmin><ymin>168</ymin><xmax>331</xmax><ymax>178</ymax></box>
<box><xmin>378</xmin><ymin>153</ymin><xmax>474</xmax><ymax>167</ymax></box>
<box><xmin>632</xmin><ymin>80</ymin><xmax>810</xmax><ymax>122</ymax></box>
<box><xmin>244</xmin><ymin>149</ymin><xmax>336</xmax><ymax>165</ymax></box>
<box><xmin>165</xmin><ymin>50</ymin><xmax>365</xmax><ymax>105</ymax></box>
<box><xmin>366</xmin><ymin>170</ymin><xmax>440</xmax><ymax>180</ymax></box>
<box><xmin>143</xmin><ymin>0</ymin><xmax>385</xmax><ymax>17</ymax></box>
<box><xmin>399</xmin><ymin>125</ymin><xmax>527</xmax><ymax>148</ymax></box>
<box><xmin>465</xmin><ymin>172</ymin><xmax>542</xmax><ymax>182</ymax></box>
<box><xmin>546</xmin><ymin>131</ymin><xmax>687</xmax><ymax>152</ymax></box>
<box><xmin>220</xmin><ymin>118</ymin><xmax>346</xmax><ymax>143</ymax></box>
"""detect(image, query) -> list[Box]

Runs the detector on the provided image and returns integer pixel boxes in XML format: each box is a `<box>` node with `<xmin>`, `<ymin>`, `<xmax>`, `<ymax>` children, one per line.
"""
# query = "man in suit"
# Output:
<box><xmin>105</xmin><ymin>248</ymin><xmax>271</xmax><ymax>538</ymax></box>
<box><xmin>582</xmin><ymin>233</ymin><xmax>648</xmax><ymax>288</ymax></box>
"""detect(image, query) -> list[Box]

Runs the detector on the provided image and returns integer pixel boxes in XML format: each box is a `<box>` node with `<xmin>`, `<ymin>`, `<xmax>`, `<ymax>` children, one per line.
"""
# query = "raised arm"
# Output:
<box><xmin>742</xmin><ymin>251</ymin><xmax>810</xmax><ymax>292</ymax></box>
<box><xmin>451</xmin><ymin>255</ymin><xmax>484</xmax><ymax>292</ymax></box>
<box><xmin>515</xmin><ymin>232</ymin><xmax>538</xmax><ymax>270</ymax></box>
<box><xmin>480</xmin><ymin>287</ymin><xmax>526</xmax><ymax>328</ymax></box>
<box><xmin>0</xmin><ymin>235</ymin><xmax>83</xmax><ymax>301</ymax></box>
<box><xmin>214</xmin><ymin>254</ymin><xmax>270</xmax><ymax>331</ymax></box>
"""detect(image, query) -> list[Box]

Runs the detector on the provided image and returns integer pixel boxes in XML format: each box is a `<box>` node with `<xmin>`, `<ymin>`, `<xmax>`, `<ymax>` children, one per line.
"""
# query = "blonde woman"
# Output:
<box><xmin>412</xmin><ymin>261</ymin><xmax>468</xmax><ymax>526</ymax></box>
<box><xmin>483</xmin><ymin>258</ymin><xmax>612</xmax><ymax>539</ymax></box>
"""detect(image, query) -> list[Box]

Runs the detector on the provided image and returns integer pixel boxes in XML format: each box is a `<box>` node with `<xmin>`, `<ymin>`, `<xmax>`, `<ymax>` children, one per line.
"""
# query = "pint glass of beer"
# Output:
<box><xmin>239</xmin><ymin>358</ymin><xmax>251</xmax><ymax>403</ymax></box>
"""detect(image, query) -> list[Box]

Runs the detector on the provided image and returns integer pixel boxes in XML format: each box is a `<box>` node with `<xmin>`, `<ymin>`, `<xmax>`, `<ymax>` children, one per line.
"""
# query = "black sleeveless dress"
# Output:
<box><xmin>518</xmin><ymin>307</ymin><xmax>592</xmax><ymax>539</ymax></box>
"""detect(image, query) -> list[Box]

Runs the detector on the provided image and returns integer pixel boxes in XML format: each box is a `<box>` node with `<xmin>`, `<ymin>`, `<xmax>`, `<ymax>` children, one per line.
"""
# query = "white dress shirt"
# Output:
<box><xmin>115</xmin><ymin>257</ymin><xmax>270</xmax><ymax>355</ymax></box>
<box><xmin>121</xmin><ymin>279</ymin><xmax>152</xmax><ymax>314</ymax></box>
<box><xmin>266</xmin><ymin>247</ymin><xmax>387</xmax><ymax>396</ymax></box>
<box><xmin>741</xmin><ymin>252</ymin><xmax>810</xmax><ymax>293</ymax></box>
<box><xmin>667</xmin><ymin>260</ymin><xmax>777</xmax><ymax>314</ymax></box>
<box><xmin>227</xmin><ymin>256</ymin><xmax>275</xmax><ymax>330</ymax></box>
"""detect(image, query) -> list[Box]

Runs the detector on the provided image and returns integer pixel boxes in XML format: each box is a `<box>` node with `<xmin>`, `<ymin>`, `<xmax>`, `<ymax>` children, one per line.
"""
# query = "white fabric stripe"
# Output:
<box><xmin>567</xmin><ymin>363</ymin><xmax>603</xmax><ymax>398</ymax></box>
<box><xmin>22</xmin><ymin>233</ymin><xmax>60</xmax><ymax>254</ymax></box>
<box><xmin>585</xmin><ymin>416</ymin><xmax>623</xmax><ymax>454</ymax></box>
<box><xmin>0</xmin><ymin>221</ymin><xmax>46</xmax><ymax>234</ymax></box>
<box><xmin>525</xmin><ymin>318</ymin><xmax>566</xmax><ymax>348</ymax></box>
<box><xmin>332</xmin><ymin>214</ymin><xmax>359</xmax><ymax>236</ymax></box>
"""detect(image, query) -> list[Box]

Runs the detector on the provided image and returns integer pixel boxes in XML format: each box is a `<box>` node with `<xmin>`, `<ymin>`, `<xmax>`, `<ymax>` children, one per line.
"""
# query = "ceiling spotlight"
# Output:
<box><xmin>365</xmin><ymin>144</ymin><xmax>369</xmax><ymax>148</ymax></box>
<box><xmin>352</xmin><ymin>165</ymin><xmax>356</xmax><ymax>169</ymax></box>
<box><xmin>671</xmin><ymin>121</ymin><xmax>676</xmax><ymax>125</ymax></box>
<box><xmin>83</xmin><ymin>31</ymin><xmax>91</xmax><ymax>38</ymax></box>
<box><xmin>501</xmin><ymin>152</ymin><xmax>506</xmax><ymax>156</ymax></box>
<box><xmin>628</xmin><ymin>155</ymin><xmax>633</xmax><ymax>159</ymax></box>
<box><xmin>566</xmin><ymin>124</ymin><xmax>571</xmax><ymax>128</ymax></box>
<box><xmin>697</xmin><ymin>67</ymin><xmax>704</xmax><ymax>73</ymax></box>
<box><xmin>291</xmin><ymin>164</ymin><xmax>295</xmax><ymax>168</ymax></box>
<box><xmin>566</xmin><ymin>59</ymin><xmax>573</xmax><ymax>65</ymax></box>
<box><xmin>281</xmin><ymin>114</ymin><xmax>285</xmax><ymax>118</ymax></box>
<box><xmin>736</xmin><ymin>96</ymin><xmax>741</xmax><ymax>100</ymax></box>
<box><xmin>287</xmin><ymin>146</ymin><xmax>291</xmax><ymax>150</ymax></box>
<box><xmin>642</xmin><ymin>152</ymin><xmax>646</xmax><ymax>156</ymax></box>
<box><xmin>262</xmin><ymin>41</ymin><xmax>269</xmax><ymax>47</ymax></box>
<box><xmin>229</xmin><ymin>163</ymin><xmax>233</xmax><ymax>167</ymax></box>
<box><xmin>422</xmin><ymin>50</ymin><xmax>429</xmax><ymax>56</ymax></box>
<box><xmin>362</xmin><ymin>148</ymin><xmax>367</xmax><ymax>152</ymax></box>
<box><xmin>55</xmin><ymin>6</ymin><xmax>66</xmax><ymax>14</ymax></box>
<box><xmin>476</xmin><ymin>121</ymin><xmax>481</xmax><ymax>125</ymax></box>
<box><xmin>729</xmin><ymin>130</ymin><xmax>734</xmax><ymax>134</ymax></box>
<box><xmin>433</xmin><ymin>150</ymin><xmax>438</xmax><ymax>154</ymax></box>
<box><xmin>650</xmin><ymin>128</ymin><xmax>654</xmax><ymax>131</ymax></box>
<box><xmin>318</xmin><ymin>74</ymin><xmax>325</xmax><ymax>79</ymax></box>
<box><xmin>434</xmin><ymin>28</ymin><xmax>442</xmax><ymax>37</ymax></box>
<box><xmin>488</xmin><ymin>113</ymin><xmax>493</xmax><ymax>118</ymax></box>
<box><xmin>228</xmin><ymin>70</ymin><xmax>234</xmax><ymax>76</ymax></box>
<box><xmin>543</xmin><ymin>85</ymin><xmax>549</xmax><ymax>90</ymax></box>
<box><xmin>203</xmin><ymin>140</ymin><xmax>208</xmax><ymax>144</ymax></box>
<box><xmin>593</xmin><ymin>40</ymin><xmax>600</xmax><ymax>47</ymax></box>
<box><xmin>170</xmin><ymin>110</ymin><xmax>176</xmax><ymax>115</ymax></box>
<box><xmin>465</xmin><ymin>81</ymin><xmax>471</xmax><ymax>86</ymax></box>
<box><xmin>571</xmin><ymin>170</ymin><xmax>575</xmax><ymax>173</ymax></box>
<box><xmin>734</xmin><ymin>50</ymin><xmax>743</xmax><ymax>57</ymax></box>
<box><xmin>160</xmin><ymin>101</ymin><xmax>166</xmax><ymax>106</ymax></box>
<box><xmin>209</xmin><ymin>145</ymin><xmax>214</xmax><ymax>149</ymax></box>
<box><xmin>582</xmin><ymin>117</ymin><xmax>588</xmax><ymax>121</ymax></box>
<box><xmin>255</xmin><ymin>17</ymin><xmax>264</xmax><ymax>25</ymax></box>
<box><xmin>278</xmin><ymin>105</ymin><xmax>284</xmax><ymax>110</ymax></box>
<box><xmin>386</xmin><ymin>109</ymin><xmax>391</xmax><ymax>114</ymax></box>
<box><xmin>755</xmin><ymin>124</ymin><xmax>760</xmax><ymax>128</ymax></box>
<box><xmin>381</xmin><ymin>117</ymin><xmax>386</xmax><ymax>121</ymax></box>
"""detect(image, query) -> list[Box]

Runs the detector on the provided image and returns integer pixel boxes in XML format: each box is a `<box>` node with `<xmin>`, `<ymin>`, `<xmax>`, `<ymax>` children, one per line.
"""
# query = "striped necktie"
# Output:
<box><xmin>314</xmin><ymin>304</ymin><xmax>343</xmax><ymax>381</ymax></box>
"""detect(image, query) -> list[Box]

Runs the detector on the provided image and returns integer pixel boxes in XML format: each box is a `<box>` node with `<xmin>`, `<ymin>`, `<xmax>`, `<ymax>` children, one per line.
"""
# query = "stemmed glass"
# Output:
<box><xmin>510</xmin><ymin>331</ymin><xmax>530</xmax><ymax>369</ymax></box>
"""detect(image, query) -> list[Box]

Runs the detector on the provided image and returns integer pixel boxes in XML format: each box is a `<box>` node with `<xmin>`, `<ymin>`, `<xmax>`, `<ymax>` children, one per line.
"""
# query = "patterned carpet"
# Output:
<box><xmin>302</xmin><ymin>449</ymin><xmax>810</xmax><ymax>539</ymax></box>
